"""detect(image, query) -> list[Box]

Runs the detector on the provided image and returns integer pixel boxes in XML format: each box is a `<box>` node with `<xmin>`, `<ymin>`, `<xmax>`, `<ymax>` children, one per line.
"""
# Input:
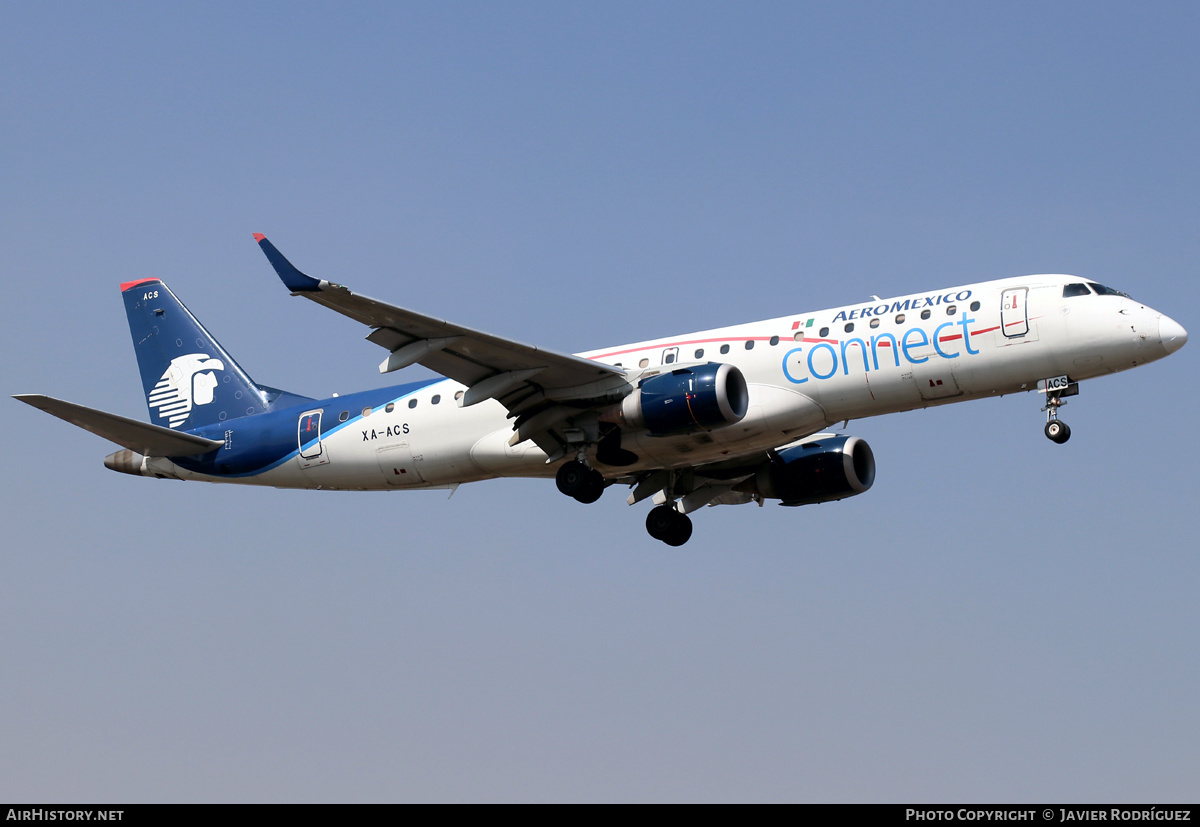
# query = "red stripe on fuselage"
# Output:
<box><xmin>587</xmin><ymin>319</ymin><xmax>1011</xmax><ymax>362</ymax></box>
<box><xmin>591</xmin><ymin>336</ymin><xmax>780</xmax><ymax>360</ymax></box>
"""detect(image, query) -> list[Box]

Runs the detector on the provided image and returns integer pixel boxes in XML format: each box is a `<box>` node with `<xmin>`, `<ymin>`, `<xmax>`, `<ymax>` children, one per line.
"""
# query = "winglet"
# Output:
<box><xmin>254</xmin><ymin>234</ymin><xmax>322</xmax><ymax>292</ymax></box>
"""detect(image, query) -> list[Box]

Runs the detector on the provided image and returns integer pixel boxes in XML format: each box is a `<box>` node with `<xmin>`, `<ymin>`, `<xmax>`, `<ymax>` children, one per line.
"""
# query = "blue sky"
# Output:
<box><xmin>2</xmin><ymin>1</ymin><xmax>1197</xmax><ymax>802</ymax></box>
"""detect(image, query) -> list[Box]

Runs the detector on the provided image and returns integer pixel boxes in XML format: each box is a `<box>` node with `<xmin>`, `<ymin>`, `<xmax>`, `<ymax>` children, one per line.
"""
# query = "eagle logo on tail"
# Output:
<box><xmin>147</xmin><ymin>353</ymin><xmax>226</xmax><ymax>428</ymax></box>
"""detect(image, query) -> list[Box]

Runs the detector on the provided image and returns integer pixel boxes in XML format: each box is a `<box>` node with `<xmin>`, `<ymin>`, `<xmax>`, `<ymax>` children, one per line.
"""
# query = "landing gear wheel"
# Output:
<box><xmin>573</xmin><ymin>471</ymin><xmax>605</xmax><ymax>504</ymax></box>
<box><xmin>646</xmin><ymin>505</ymin><xmax>693</xmax><ymax>546</ymax></box>
<box><xmin>645</xmin><ymin>505</ymin><xmax>675</xmax><ymax>540</ymax></box>
<box><xmin>556</xmin><ymin>460</ymin><xmax>591</xmax><ymax>498</ymax></box>
<box><xmin>557</xmin><ymin>460</ymin><xmax>605</xmax><ymax>503</ymax></box>
<box><xmin>663</xmin><ymin>513</ymin><xmax>693</xmax><ymax>547</ymax></box>
<box><xmin>1044</xmin><ymin>420</ymin><xmax>1071</xmax><ymax>444</ymax></box>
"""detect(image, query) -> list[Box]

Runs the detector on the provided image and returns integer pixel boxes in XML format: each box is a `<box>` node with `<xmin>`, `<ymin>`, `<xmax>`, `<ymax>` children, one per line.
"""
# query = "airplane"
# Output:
<box><xmin>14</xmin><ymin>235</ymin><xmax>1188</xmax><ymax>545</ymax></box>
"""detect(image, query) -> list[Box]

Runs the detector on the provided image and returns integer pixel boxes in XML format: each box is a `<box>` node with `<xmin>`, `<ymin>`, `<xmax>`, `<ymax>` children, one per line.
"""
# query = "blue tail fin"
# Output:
<box><xmin>121</xmin><ymin>278</ymin><xmax>308</xmax><ymax>430</ymax></box>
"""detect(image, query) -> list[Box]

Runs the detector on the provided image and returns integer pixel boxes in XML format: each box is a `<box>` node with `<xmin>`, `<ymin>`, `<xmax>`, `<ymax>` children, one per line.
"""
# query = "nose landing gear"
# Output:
<box><xmin>1039</xmin><ymin>376</ymin><xmax>1078</xmax><ymax>444</ymax></box>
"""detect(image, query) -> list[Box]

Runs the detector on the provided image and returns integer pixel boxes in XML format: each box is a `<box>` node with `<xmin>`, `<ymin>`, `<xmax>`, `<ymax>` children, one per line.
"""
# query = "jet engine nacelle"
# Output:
<box><xmin>745</xmin><ymin>435</ymin><xmax>875</xmax><ymax>506</ymax></box>
<box><xmin>620</xmin><ymin>362</ymin><xmax>749</xmax><ymax>437</ymax></box>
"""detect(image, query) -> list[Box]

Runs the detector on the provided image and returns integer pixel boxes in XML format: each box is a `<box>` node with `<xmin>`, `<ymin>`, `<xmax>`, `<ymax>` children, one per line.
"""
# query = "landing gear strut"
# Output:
<box><xmin>1042</xmin><ymin>393</ymin><xmax>1071</xmax><ymax>444</ymax></box>
<box><xmin>646</xmin><ymin>504</ymin><xmax>693</xmax><ymax>547</ymax></box>
<box><xmin>555</xmin><ymin>459</ymin><xmax>606</xmax><ymax>503</ymax></box>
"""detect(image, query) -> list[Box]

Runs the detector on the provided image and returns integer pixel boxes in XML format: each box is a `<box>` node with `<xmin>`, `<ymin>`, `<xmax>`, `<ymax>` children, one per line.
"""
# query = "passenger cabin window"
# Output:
<box><xmin>920</xmin><ymin>309</ymin><xmax>931</xmax><ymax>320</ymax></box>
<box><xmin>408</xmin><ymin>398</ymin><xmax>417</xmax><ymax>409</ymax></box>
<box><xmin>664</xmin><ymin>352</ymin><xmax>675</xmax><ymax>364</ymax></box>
<box><xmin>970</xmin><ymin>301</ymin><xmax>980</xmax><ymax>311</ymax></box>
<box><xmin>769</xmin><ymin>335</ymin><xmax>779</xmax><ymax>346</ymax></box>
<box><xmin>455</xmin><ymin>390</ymin><xmax>464</xmax><ymax>401</ymax></box>
<box><xmin>869</xmin><ymin>318</ymin><xmax>880</xmax><ymax>329</ymax></box>
<box><xmin>745</xmin><ymin>340</ymin><xmax>754</xmax><ymax>350</ymax></box>
<box><xmin>844</xmin><ymin>323</ymin><xmax>854</xmax><ymax>333</ymax></box>
<box><xmin>946</xmin><ymin>305</ymin><xmax>957</xmax><ymax>316</ymax></box>
<box><xmin>639</xmin><ymin>358</ymin><xmax>650</xmax><ymax>368</ymax></box>
<box><xmin>1063</xmin><ymin>283</ymin><xmax>1092</xmax><ymax>298</ymax></box>
<box><xmin>431</xmin><ymin>395</ymin><xmax>441</xmax><ymax>405</ymax></box>
<box><xmin>819</xmin><ymin>327</ymin><xmax>829</xmax><ymax>337</ymax></box>
<box><xmin>339</xmin><ymin>411</ymin><xmax>349</xmax><ymax>422</ymax></box>
<box><xmin>793</xmin><ymin>332</ymin><xmax>804</xmax><ymax>342</ymax></box>
<box><xmin>720</xmin><ymin>344</ymin><xmax>730</xmax><ymax>354</ymax></box>
<box><xmin>895</xmin><ymin>314</ymin><xmax>905</xmax><ymax>324</ymax></box>
<box><xmin>385</xmin><ymin>402</ymin><xmax>395</xmax><ymax>413</ymax></box>
<box><xmin>694</xmin><ymin>349</ymin><xmax>704</xmax><ymax>359</ymax></box>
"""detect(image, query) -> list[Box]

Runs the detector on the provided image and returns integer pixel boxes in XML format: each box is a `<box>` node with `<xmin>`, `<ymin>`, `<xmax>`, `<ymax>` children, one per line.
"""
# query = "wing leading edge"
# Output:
<box><xmin>253</xmin><ymin>235</ymin><xmax>629</xmax><ymax>417</ymax></box>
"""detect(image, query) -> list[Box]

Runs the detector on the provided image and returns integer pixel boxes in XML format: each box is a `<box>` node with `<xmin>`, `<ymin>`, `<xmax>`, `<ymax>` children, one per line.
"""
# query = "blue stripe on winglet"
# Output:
<box><xmin>254</xmin><ymin>233</ymin><xmax>322</xmax><ymax>292</ymax></box>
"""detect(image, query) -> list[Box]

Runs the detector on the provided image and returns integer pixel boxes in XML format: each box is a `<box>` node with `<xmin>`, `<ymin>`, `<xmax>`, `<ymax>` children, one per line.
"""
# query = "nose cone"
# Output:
<box><xmin>1159</xmin><ymin>315</ymin><xmax>1188</xmax><ymax>355</ymax></box>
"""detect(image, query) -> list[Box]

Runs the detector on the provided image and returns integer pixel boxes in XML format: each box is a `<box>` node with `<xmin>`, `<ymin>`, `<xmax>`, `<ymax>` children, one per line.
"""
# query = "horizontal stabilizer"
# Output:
<box><xmin>13</xmin><ymin>394</ymin><xmax>224</xmax><ymax>457</ymax></box>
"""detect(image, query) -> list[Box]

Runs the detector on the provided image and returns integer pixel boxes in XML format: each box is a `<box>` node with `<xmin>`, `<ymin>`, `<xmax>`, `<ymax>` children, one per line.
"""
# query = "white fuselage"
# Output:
<box><xmin>143</xmin><ymin>274</ymin><xmax>1183</xmax><ymax>490</ymax></box>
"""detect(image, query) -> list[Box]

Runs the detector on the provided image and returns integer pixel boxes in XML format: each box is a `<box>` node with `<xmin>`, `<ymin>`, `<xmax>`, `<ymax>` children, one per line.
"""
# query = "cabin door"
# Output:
<box><xmin>1001</xmin><ymin>288</ymin><xmax>1029</xmax><ymax>338</ymax></box>
<box><xmin>297</xmin><ymin>410</ymin><xmax>329</xmax><ymax>469</ymax></box>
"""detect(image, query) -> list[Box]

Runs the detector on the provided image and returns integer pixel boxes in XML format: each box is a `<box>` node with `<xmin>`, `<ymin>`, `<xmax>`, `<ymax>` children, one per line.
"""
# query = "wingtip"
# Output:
<box><xmin>254</xmin><ymin>234</ymin><xmax>322</xmax><ymax>292</ymax></box>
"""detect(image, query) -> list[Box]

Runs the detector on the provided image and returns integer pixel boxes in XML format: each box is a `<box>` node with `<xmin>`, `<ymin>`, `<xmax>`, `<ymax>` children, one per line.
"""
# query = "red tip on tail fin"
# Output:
<box><xmin>120</xmin><ymin>278</ymin><xmax>162</xmax><ymax>293</ymax></box>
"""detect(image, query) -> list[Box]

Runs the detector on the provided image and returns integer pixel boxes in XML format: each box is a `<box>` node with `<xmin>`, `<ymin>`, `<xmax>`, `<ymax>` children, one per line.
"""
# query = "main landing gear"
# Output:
<box><xmin>637</xmin><ymin>470</ymin><xmax>693</xmax><ymax>546</ymax></box>
<box><xmin>557</xmin><ymin>458</ymin><xmax>697</xmax><ymax>547</ymax></box>
<box><xmin>555</xmin><ymin>459</ymin><xmax>606</xmax><ymax>504</ymax></box>
<box><xmin>645</xmin><ymin>505</ymin><xmax>693</xmax><ymax>547</ymax></box>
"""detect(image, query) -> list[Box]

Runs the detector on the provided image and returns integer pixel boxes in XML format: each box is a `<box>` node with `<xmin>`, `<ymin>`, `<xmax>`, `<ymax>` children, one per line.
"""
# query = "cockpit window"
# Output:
<box><xmin>1063</xmin><ymin>283</ymin><xmax>1092</xmax><ymax>298</ymax></box>
<box><xmin>1089</xmin><ymin>282</ymin><xmax>1131</xmax><ymax>298</ymax></box>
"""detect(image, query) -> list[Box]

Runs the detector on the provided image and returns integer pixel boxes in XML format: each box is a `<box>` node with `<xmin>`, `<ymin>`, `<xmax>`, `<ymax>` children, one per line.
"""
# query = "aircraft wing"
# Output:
<box><xmin>255</xmin><ymin>235</ymin><xmax>628</xmax><ymax>414</ymax></box>
<box><xmin>13</xmin><ymin>394</ymin><xmax>224</xmax><ymax>456</ymax></box>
